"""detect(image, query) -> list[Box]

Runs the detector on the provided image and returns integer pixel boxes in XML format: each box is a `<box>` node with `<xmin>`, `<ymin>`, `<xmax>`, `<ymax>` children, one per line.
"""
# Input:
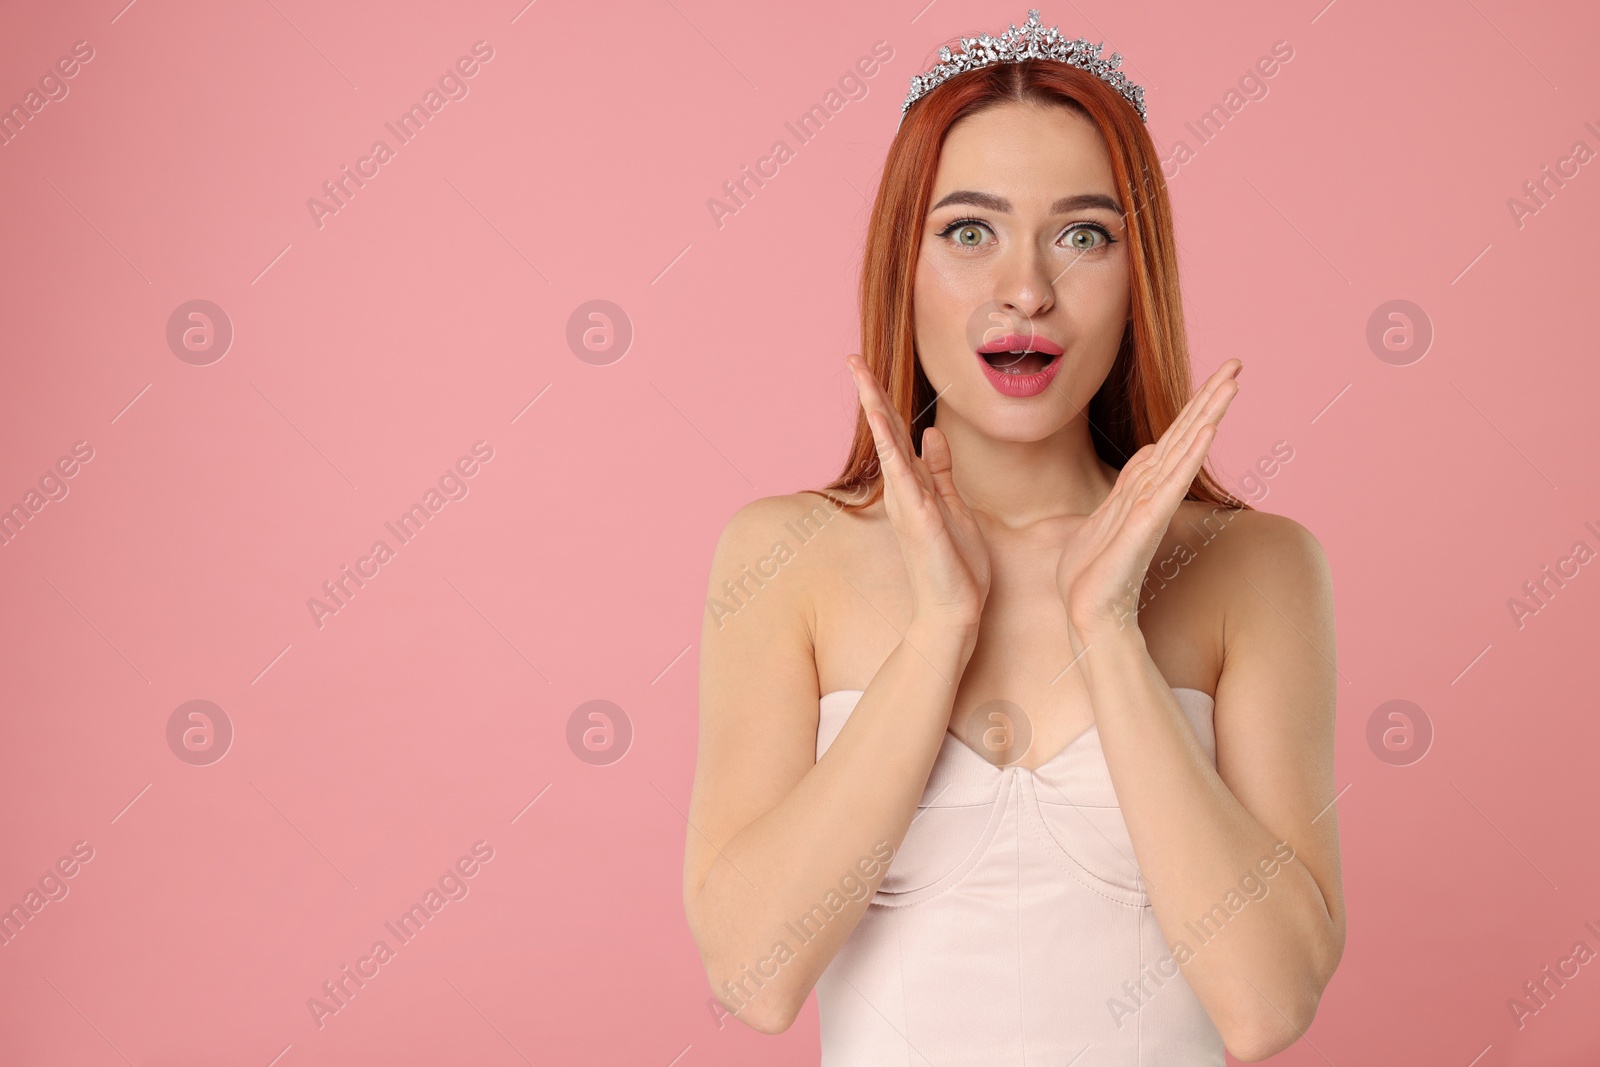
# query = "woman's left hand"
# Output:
<box><xmin>1055</xmin><ymin>358</ymin><xmax>1243</xmax><ymax>639</ymax></box>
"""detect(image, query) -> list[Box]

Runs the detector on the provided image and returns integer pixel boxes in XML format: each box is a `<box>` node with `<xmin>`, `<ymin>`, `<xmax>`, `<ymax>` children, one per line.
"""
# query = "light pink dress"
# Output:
<box><xmin>813</xmin><ymin>687</ymin><xmax>1226</xmax><ymax>1065</ymax></box>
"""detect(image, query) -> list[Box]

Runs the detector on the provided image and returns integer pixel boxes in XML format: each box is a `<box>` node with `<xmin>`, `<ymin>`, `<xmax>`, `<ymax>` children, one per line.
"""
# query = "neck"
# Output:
<box><xmin>934</xmin><ymin>405</ymin><xmax>1121</xmax><ymax>530</ymax></box>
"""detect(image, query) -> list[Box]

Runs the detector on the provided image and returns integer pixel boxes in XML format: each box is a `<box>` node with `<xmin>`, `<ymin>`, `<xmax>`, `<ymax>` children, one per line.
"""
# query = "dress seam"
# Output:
<box><xmin>1137</xmin><ymin>906</ymin><xmax>1144</xmax><ymax>1065</ymax></box>
<box><xmin>870</xmin><ymin>772</ymin><xmax>1011</xmax><ymax>908</ymax></box>
<box><xmin>895</xmin><ymin>906</ymin><xmax>911</xmax><ymax>1067</ymax></box>
<box><xmin>1021</xmin><ymin>778</ymin><xmax>1150</xmax><ymax>908</ymax></box>
<box><xmin>1015</xmin><ymin>775</ymin><xmax>1028</xmax><ymax>1065</ymax></box>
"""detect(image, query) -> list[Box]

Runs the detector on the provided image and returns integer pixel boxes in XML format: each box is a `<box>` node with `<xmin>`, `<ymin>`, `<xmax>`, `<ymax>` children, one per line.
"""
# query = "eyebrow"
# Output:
<box><xmin>929</xmin><ymin>190</ymin><xmax>1124</xmax><ymax>215</ymax></box>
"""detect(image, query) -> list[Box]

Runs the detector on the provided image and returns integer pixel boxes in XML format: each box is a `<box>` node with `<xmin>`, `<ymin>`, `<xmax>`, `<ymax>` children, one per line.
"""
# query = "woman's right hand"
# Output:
<box><xmin>847</xmin><ymin>353</ymin><xmax>992</xmax><ymax>633</ymax></box>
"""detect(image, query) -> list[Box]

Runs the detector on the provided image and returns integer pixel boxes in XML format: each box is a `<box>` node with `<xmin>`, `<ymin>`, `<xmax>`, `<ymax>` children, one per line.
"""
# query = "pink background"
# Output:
<box><xmin>1</xmin><ymin>0</ymin><xmax>1597</xmax><ymax>1063</ymax></box>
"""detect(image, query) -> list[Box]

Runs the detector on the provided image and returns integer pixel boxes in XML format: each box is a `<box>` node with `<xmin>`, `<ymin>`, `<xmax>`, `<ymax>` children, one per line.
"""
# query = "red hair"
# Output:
<box><xmin>810</xmin><ymin>57</ymin><xmax>1249</xmax><ymax>513</ymax></box>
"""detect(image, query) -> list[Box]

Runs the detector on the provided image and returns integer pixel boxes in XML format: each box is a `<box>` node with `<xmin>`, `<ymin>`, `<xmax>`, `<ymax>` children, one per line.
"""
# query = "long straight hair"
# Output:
<box><xmin>810</xmin><ymin>57</ymin><xmax>1249</xmax><ymax>514</ymax></box>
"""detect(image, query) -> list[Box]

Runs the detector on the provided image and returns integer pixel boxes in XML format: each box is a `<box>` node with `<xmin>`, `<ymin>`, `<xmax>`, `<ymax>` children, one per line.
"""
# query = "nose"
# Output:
<box><xmin>994</xmin><ymin>242</ymin><xmax>1055</xmax><ymax>320</ymax></box>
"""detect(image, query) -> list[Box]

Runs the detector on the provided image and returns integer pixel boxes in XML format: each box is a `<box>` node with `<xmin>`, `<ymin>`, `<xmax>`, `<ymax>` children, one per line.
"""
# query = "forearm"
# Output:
<box><xmin>690</xmin><ymin>617</ymin><xmax>976</xmax><ymax>1032</ymax></box>
<box><xmin>1075</xmin><ymin>625</ymin><xmax>1338</xmax><ymax>1054</ymax></box>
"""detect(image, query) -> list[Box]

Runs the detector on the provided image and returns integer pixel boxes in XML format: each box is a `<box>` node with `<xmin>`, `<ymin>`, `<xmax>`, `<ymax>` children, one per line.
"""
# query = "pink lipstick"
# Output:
<box><xmin>975</xmin><ymin>332</ymin><xmax>1064</xmax><ymax>398</ymax></box>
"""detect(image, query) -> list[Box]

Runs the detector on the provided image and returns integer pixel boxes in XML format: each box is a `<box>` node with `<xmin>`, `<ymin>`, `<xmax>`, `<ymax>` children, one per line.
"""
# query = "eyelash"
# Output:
<box><xmin>935</xmin><ymin>217</ymin><xmax>1117</xmax><ymax>251</ymax></box>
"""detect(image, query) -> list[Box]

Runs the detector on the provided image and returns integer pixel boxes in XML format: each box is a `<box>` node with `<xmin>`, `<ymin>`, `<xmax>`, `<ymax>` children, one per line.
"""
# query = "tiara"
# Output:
<box><xmin>900</xmin><ymin>9</ymin><xmax>1147</xmax><ymax>125</ymax></box>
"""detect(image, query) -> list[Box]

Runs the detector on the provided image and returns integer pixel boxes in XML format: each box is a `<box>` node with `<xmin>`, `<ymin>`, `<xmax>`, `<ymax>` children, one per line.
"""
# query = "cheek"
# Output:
<box><xmin>912</xmin><ymin>256</ymin><xmax>971</xmax><ymax>361</ymax></box>
<box><xmin>914</xmin><ymin>250</ymin><xmax>964</xmax><ymax>309</ymax></box>
<box><xmin>1054</xmin><ymin>259</ymin><xmax>1130</xmax><ymax>326</ymax></box>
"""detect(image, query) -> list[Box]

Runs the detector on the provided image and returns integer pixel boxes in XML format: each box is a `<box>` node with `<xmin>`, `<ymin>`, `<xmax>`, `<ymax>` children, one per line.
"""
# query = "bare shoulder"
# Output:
<box><xmin>1180</xmin><ymin>504</ymin><xmax>1338</xmax><ymax>758</ymax></box>
<box><xmin>705</xmin><ymin>490</ymin><xmax>876</xmax><ymax>632</ymax></box>
<box><xmin>703</xmin><ymin>489</ymin><xmax>881</xmax><ymax>687</ymax></box>
<box><xmin>1164</xmin><ymin>502</ymin><xmax>1329</xmax><ymax>595</ymax></box>
<box><xmin>1192</xmin><ymin>505</ymin><xmax>1333</xmax><ymax>619</ymax></box>
<box><xmin>1141</xmin><ymin>503</ymin><xmax>1332</xmax><ymax>691</ymax></box>
<box><xmin>711</xmin><ymin>489</ymin><xmax>875</xmax><ymax>558</ymax></box>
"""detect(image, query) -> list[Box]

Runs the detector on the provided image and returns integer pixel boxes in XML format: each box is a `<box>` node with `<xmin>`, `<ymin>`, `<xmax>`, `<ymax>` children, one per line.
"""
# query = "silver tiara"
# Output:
<box><xmin>900</xmin><ymin>9</ymin><xmax>1147</xmax><ymax>124</ymax></box>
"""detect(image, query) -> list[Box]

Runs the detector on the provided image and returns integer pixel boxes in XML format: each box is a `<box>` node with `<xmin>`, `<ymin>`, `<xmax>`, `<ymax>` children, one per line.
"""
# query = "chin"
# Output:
<box><xmin>965</xmin><ymin>399</ymin><xmax>1074</xmax><ymax>442</ymax></box>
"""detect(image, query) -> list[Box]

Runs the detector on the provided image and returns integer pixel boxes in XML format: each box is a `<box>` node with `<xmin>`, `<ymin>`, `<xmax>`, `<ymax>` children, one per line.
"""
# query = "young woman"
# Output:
<box><xmin>683</xmin><ymin>12</ymin><xmax>1344</xmax><ymax>1063</ymax></box>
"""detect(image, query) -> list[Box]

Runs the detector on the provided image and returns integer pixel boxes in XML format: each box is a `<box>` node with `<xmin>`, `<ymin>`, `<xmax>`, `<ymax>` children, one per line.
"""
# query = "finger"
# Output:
<box><xmin>1089</xmin><ymin>367</ymin><xmax>1240</xmax><ymax>554</ymax></box>
<box><xmin>1101</xmin><ymin>453</ymin><xmax>1159</xmax><ymax>541</ymax></box>
<box><xmin>1135</xmin><ymin>417</ymin><xmax>1224</xmax><ymax>533</ymax></box>
<box><xmin>1104</xmin><ymin>432</ymin><xmax>1181</xmax><ymax>540</ymax></box>
<box><xmin>1152</xmin><ymin>361</ymin><xmax>1235</xmax><ymax>463</ymax></box>
<box><xmin>866</xmin><ymin>408</ymin><xmax>929</xmax><ymax>522</ymax></box>
<box><xmin>1094</xmin><ymin>423</ymin><xmax>1216</xmax><ymax>565</ymax></box>
<box><xmin>1148</xmin><ymin>364</ymin><xmax>1241</xmax><ymax>481</ymax></box>
<box><xmin>1105</xmin><ymin>442</ymin><xmax>1158</xmax><ymax>505</ymax></box>
<box><xmin>1154</xmin><ymin>360</ymin><xmax>1242</xmax><ymax>467</ymax></box>
<box><xmin>1121</xmin><ymin>376</ymin><xmax>1237</xmax><ymax>526</ymax></box>
<box><xmin>1176</xmin><ymin>377</ymin><xmax>1239</xmax><ymax>471</ymax></box>
<box><xmin>1150</xmin><ymin>420</ymin><xmax>1220</xmax><ymax>514</ymax></box>
<box><xmin>849</xmin><ymin>354</ymin><xmax>911</xmax><ymax>458</ymax></box>
<box><xmin>1062</xmin><ymin>446</ymin><xmax>1151</xmax><ymax>568</ymax></box>
<box><xmin>1090</xmin><ymin>444</ymin><xmax>1156</xmax><ymax>539</ymax></box>
<box><xmin>922</xmin><ymin>426</ymin><xmax>962</xmax><ymax>509</ymax></box>
<box><xmin>848</xmin><ymin>353</ymin><xmax>897</xmax><ymax>430</ymax></box>
<box><xmin>849</xmin><ymin>354</ymin><xmax>932</xmax><ymax>493</ymax></box>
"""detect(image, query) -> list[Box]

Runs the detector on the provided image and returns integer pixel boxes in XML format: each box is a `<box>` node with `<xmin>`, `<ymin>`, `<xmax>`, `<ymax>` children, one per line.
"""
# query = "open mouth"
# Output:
<box><xmin>973</xmin><ymin>330</ymin><xmax>1066</xmax><ymax>396</ymax></box>
<box><xmin>979</xmin><ymin>349</ymin><xmax>1060</xmax><ymax>376</ymax></box>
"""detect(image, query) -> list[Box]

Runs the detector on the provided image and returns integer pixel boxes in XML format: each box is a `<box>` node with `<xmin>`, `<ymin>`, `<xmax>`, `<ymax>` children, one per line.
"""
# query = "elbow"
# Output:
<box><xmin>684</xmin><ymin>884</ymin><xmax>808</xmax><ymax>1034</ymax></box>
<box><xmin>703</xmin><ymin>965</ymin><xmax>803</xmax><ymax>1035</ymax></box>
<box><xmin>1223</xmin><ymin>1022</ymin><xmax>1299</xmax><ymax>1062</ymax></box>
<box><xmin>1224</xmin><ymin>907</ymin><xmax>1345</xmax><ymax>1059</ymax></box>
<box><xmin>692</xmin><ymin>936</ymin><xmax>804</xmax><ymax>1036</ymax></box>
<box><xmin>1218</xmin><ymin>984</ymin><xmax>1324</xmax><ymax>1062</ymax></box>
<box><xmin>1314</xmin><ymin>915</ymin><xmax>1347</xmax><ymax>989</ymax></box>
<box><xmin>731</xmin><ymin>994</ymin><xmax>802</xmax><ymax>1035</ymax></box>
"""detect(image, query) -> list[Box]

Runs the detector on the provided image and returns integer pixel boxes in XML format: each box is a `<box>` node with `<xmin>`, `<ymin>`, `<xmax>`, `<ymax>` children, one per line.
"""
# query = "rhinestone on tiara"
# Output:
<box><xmin>900</xmin><ymin>8</ymin><xmax>1147</xmax><ymax>124</ymax></box>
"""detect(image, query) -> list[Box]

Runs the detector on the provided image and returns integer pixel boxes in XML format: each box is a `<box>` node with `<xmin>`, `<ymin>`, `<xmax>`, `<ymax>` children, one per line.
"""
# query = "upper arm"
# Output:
<box><xmin>682</xmin><ymin>495</ymin><xmax>824</xmax><ymax>911</ymax></box>
<box><xmin>1211</xmin><ymin>511</ymin><xmax>1345</xmax><ymax>966</ymax></box>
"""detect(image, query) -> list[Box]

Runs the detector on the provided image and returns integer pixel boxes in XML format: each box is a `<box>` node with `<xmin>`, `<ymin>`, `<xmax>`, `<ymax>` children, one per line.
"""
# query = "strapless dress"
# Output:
<box><xmin>812</xmin><ymin>686</ymin><xmax>1226</xmax><ymax>1065</ymax></box>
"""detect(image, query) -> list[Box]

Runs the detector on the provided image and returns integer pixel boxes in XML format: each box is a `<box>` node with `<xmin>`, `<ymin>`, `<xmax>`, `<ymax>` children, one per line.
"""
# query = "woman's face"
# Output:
<box><xmin>913</xmin><ymin>100</ymin><xmax>1131</xmax><ymax>441</ymax></box>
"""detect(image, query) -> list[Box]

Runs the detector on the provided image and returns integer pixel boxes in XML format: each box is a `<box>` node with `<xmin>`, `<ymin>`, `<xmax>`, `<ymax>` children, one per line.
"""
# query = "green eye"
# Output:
<box><xmin>1063</xmin><ymin>224</ymin><xmax>1115</xmax><ymax>251</ymax></box>
<box><xmin>936</xmin><ymin>218</ymin><xmax>992</xmax><ymax>246</ymax></box>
